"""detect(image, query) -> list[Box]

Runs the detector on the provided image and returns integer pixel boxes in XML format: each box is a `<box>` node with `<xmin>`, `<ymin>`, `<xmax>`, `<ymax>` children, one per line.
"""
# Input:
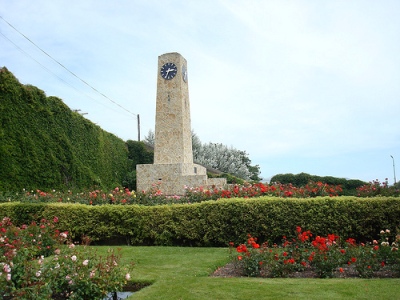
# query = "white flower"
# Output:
<box><xmin>36</xmin><ymin>271</ymin><xmax>41</xmax><ymax>277</ymax></box>
<box><xmin>83</xmin><ymin>259</ymin><xmax>89</xmax><ymax>266</ymax></box>
<box><xmin>71</xmin><ymin>255</ymin><xmax>77</xmax><ymax>262</ymax></box>
<box><xmin>68</xmin><ymin>243</ymin><xmax>75</xmax><ymax>249</ymax></box>
<box><xmin>90</xmin><ymin>270</ymin><xmax>96</xmax><ymax>278</ymax></box>
<box><xmin>6</xmin><ymin>273</ymin><xmax>11</xmax><ymax>281</ymax></box>
<box><xmin>125</xmin><ymin>273</ymin><xmax>131</xmax><ymax>281</ymax></box>
<box><xmin>3</xmin><ymin>264</ymin><xmax>11</xmax><ymax>273</ymax></box>
<box><xmin>386</xmin><ymin>229</ymin><xmax>391</xmax><ymax>233</ymax></box>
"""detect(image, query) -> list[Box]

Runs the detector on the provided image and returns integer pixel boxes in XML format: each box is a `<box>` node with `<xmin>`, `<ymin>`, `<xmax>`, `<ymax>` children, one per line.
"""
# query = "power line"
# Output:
<box><xmin>0</xmin><ymin>30</ymin><xmax>131</xmax><ymax>119</ymax></box>
<box><xmin>0</xmin><ymin>15</ymin><xmax>137</xmax><ymax>118</ymax></box>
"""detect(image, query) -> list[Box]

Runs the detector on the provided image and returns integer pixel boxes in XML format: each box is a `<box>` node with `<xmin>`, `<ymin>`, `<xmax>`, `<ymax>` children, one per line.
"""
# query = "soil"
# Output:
<box><xmin>211</xmin><ymin>262</ymin><xmax>398</xmax><ymax>278</ymax></box>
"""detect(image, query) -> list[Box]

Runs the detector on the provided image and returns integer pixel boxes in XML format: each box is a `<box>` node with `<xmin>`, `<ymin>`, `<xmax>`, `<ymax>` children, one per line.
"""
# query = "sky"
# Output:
<box><xmin>1</xmin><ymin>0</ymin><xmax>399</xmax><ymax>184</ymax></box>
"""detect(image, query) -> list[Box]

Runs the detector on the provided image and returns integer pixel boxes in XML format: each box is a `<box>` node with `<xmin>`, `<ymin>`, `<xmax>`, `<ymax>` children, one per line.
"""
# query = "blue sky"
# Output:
<box><xmin>1</xmin><ymin>1</ymin><xmax>399</xmax><ymax>184</ymax></box>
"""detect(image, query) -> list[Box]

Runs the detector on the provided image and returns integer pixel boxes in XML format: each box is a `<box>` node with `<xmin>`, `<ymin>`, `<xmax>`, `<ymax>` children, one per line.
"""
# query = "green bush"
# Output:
<box><xmin>1</xmin><ymin>197</ymin><xmax>399</xmax><ymax>247</ymax></box>
<box><xmin>270</xmin><ymin>173</ymin><xmax>366</xmax><ymax>195</ymax></box>
<box><xmin>0</xmin><ymin>67</ymin><xmax>129</xmax><ymax>191</ymax></box>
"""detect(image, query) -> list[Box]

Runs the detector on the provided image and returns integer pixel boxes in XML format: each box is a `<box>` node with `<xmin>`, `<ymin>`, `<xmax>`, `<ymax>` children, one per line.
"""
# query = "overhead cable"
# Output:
<box><xmin>0</xmin><ymin>15</ymin><xmax>137</xmax><ymax>117</ymax></box>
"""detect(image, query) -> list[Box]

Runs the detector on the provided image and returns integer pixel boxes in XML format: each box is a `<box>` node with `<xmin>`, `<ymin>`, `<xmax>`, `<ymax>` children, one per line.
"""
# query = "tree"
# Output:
<box><xmin>144</xmin><ymin>129</ymin><xmax>155</xmax><ymax>146</ymax></box>
<box><xmin>144</xmin><ymin>130</ymin><xmax>261</xmax><ymax>181</ymax></box>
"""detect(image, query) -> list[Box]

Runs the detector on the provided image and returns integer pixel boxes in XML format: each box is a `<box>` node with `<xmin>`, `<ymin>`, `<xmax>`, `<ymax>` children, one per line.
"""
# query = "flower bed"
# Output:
<box><xmin>0</xmin><ymin>217</ymin><xmax>132</xmax><ymax>299</ymax></box>
<box><xmin>229</xmin><ymin>227</ymin><xmax>400</xmax><ymax>278</ymax></box>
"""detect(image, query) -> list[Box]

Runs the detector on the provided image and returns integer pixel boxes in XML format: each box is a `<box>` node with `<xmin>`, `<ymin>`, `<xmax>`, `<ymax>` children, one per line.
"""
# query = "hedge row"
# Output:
<box><xmin>1</xmin><ymin>197</ymin><xmax>399</xmax><ymax>246</ymax></box>
<box><xmin>0</xmin><ymin>67</ymin><xmax>129</xmax><ymax>191</ymax></box>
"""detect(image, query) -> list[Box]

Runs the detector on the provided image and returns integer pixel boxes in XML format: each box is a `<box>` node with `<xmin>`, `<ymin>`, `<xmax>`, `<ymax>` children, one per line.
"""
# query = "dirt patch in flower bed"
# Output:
<box><xmin>211</xmin><ymin>263</ymin><xmax>398</xmax><ymax>278</ymax></box>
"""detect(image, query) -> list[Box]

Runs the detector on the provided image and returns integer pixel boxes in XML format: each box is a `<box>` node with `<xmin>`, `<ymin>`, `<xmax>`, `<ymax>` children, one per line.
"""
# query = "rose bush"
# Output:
<box><xmin>0</xmin><ymin>217</ymin><xmax>132</xmax><ymax>299</ymax></box>
<box><xmin>230</xmin><ymin>226</ymin><xmax>400</xmax><ymax>278</ymax></box>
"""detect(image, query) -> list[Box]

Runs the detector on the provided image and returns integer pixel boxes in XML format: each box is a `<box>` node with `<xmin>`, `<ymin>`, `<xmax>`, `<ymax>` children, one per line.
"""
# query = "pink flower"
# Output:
<box><xmin>6</xmin><ymin>273</ymin><xmax>11</xmax><ymax>281</ymax></box>
<box><xmin>83</xmin><ymin>259</ymin><xmax>89</xmax><ymax>266</ymax></box>
<box><xmin>3</xmin><ymin>264</ymin><xmax>11</xmax><ymax>273</ymax></box>
<box><xmin>71</xmin><ymin>255</ymin><xmax>77</xmax><ymax>261</ymax></box>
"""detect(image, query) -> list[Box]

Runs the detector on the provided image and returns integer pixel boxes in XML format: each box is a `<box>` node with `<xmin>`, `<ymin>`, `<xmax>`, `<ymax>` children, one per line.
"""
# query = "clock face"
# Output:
<box><xmin>160</xmin><ymin>62</ymin><xmax>177</xmax><ymax>80</ymax></box>
<box><xmin>182</xmin><ymin>65</ymin><xmax>188</xmax><ymax>82</ymax></box>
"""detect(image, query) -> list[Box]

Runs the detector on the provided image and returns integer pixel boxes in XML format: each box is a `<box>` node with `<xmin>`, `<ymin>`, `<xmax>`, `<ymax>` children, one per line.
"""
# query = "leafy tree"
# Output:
<box><xmin>123</xmin><ymin>140</ymin><xmax>154</xmax><ymax>190</ymax></box>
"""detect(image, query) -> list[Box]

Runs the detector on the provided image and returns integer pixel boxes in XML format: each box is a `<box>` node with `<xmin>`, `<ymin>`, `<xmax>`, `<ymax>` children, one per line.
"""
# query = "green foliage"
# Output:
<box><xmin>123</xmin><ymin>140</ymin><xmax>154</xmax><ymax>190</ymax></box>
<box><xmin>270</xmin><ymin>172</ymin><xmax>366</xmax><ymax>195</ymax></box>
<box><xmin>0</xmin><ymin>67</ymin><xmax>129</xmax><ymax>191</ymax></box>
<box><xmin>1</xmin><ymin>197</ymin><xmax>399</xmax><ymax>247</ymax></box>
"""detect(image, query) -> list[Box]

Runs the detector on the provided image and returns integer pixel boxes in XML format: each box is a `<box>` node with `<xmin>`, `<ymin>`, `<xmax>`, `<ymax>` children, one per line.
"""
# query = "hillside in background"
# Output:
<box><xmin>0</xmin><ymin>67</ymin><xmax>130</xmax><ymax>191</ymax></box>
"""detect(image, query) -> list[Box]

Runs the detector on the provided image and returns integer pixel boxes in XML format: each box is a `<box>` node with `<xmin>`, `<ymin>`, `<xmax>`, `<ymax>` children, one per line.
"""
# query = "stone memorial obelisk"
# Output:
<box><xmin>136</xmin><ymin>52</ymin><xmax>226</xmax><ymax>195</ymax></box>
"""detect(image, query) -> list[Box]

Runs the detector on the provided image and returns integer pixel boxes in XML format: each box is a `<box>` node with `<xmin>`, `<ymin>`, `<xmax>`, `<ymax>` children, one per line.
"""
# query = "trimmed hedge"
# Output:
<box><xmin>0</xmin><ymin>67</ymin><xmax>129</xmax><ymax>191</ymax></box>
<box><xmin>1</xmin><ymin>197</ymin><xmax>399</xmax><ymax>246</ymax></box>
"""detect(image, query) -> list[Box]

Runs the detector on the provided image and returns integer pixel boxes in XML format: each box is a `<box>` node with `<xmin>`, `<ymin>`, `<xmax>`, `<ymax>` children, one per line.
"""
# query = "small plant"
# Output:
<box><xmin>230</xmin><ymin>235</ymin><xmax>263</xmax><ymax>277</ymax></box>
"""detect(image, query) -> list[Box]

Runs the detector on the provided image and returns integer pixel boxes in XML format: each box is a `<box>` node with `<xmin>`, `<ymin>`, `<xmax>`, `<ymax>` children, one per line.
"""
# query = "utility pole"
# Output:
<box><xmin>391</xmin><ymin>155</ymin><xmax>397</xmax><ymax>184</ymax></box>
<box><xmin>137</xmin><ymin>114</ymin><xmax>141</xmax><ymax>141</ymax></box>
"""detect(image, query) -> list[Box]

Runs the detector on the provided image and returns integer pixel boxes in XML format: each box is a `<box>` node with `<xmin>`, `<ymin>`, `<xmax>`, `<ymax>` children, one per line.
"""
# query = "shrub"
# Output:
<box><xmin>230</xmin><ymin>226</ymin><xmax>400</xmax><ymax>278</ymax></box>
<box><xmin>0</xmin><ymin>217</ymin><xmax>132</xmax><ymax>299</ymax></box>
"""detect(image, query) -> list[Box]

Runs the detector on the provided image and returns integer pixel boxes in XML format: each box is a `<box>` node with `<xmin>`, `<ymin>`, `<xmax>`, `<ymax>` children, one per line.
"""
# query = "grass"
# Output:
<box><xmin>94</xmin><ymin>246</ymin><xmax>400</xmax><ymax>300</ymax></box>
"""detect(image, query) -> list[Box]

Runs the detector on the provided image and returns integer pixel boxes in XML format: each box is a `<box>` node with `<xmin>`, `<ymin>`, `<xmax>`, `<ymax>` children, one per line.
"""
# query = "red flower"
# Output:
<box><xmin>327</xmin><ymin>234</ymin><xmax>338</xmax><ymax>242</ymax></box>
<box><xmin>296</xmin><ymin>226</ymin><xmax>302</xmax><ymax>233</ymax></box>
<box><xmin>340</xmin><ymin>249</ymin><xmax>346</xmax><ymax>254</ymax></box>
<box><xmin>381</xmin><ymin>261</ymin><xmax>385</xmax><ymax>267</ymax></box>
<box><xmin>283</xmin><ymin>251</ymin><xmax>288</xmax><ymax>257</ymax></box>
<box><xmin>373</xmin><ymin>245</ymin><xmax>379</xmax><ymax>251</ymax></box>
<box><xmin>346</xmin><ymin>238</ymin><xmax>356</xmax><ymax>246</ymax></box>
<box><xmin>339</xmin><ymin>268</ymin><xmax>344</xmax><ymax>273</ymax></box>
<box><xmin>237</xmin><ymin>256</ymin><xmax>242</xmax><ymax>260</ymax></box>
<box><xmin>351</xmin><ymin>257</ymin><xmax>357</xmax><ymax>263</ymax></box>
<box><xmin>236</xmin><ymin>244</ymin><xmax>248</xmax><ymax>253</ymax></box>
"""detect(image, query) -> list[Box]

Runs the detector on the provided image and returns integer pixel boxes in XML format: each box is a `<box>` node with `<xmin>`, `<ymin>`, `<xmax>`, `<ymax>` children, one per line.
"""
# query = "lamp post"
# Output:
<box><xmin>390</xmin><ymin>155</ymin><xmax>397</xmax><ymax>185</ymax></box>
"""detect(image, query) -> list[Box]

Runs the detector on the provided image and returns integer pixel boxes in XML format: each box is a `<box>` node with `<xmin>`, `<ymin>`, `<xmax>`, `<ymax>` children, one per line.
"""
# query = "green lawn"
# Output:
<box><xmin>96</xmin><ymin>246</ymin><xmax>400</xmax><ymax>300</ymax></box>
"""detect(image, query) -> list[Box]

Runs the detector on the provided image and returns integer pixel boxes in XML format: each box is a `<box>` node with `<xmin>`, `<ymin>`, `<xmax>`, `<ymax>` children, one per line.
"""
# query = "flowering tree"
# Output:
<box><xmin>144</xmin><ymin>130</ymin><xmax>261</xmax><ymax>181</ymax></box>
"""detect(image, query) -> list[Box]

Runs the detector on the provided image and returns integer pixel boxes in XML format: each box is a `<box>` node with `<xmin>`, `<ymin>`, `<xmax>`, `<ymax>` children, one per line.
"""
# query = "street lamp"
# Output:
<box><xmin>390</xmin><ymin>155</ymin><xmax>397</xmax><ymax>185</ymax></box>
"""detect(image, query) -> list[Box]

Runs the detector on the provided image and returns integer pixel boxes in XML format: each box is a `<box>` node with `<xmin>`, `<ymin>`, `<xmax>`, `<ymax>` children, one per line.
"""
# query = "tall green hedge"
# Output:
<box><xmin>0</xmin><ymin>67</ymin><xmax>128</xmax><ymax>191</ymax></box>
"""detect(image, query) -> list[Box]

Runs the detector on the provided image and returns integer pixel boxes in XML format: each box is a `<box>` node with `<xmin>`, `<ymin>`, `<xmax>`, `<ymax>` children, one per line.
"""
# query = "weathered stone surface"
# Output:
<box><xmin>137</xmin><ymin>53</ymin><xmax>226</xmax><ymax>195</ymax></box>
